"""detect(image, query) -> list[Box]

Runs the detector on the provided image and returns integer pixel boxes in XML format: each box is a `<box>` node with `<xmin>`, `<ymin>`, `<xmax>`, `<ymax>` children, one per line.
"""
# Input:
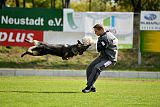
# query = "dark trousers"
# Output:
<box><xmin>86</xmin><ymin>56</ymin><xmax>115</xmax><ymax>88</ymax></box>
<box><xmin>0</xmin><ymin>0</ymin><xmax>6</xmax><ymax>9</ymax></box>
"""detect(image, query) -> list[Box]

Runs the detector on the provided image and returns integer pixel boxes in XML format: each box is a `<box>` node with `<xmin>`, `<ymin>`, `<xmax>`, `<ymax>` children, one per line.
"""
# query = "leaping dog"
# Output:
<box><xmin>21</xmin><ymin>39</ymin><xmax>91</xmax><ymax>60</ymax></box>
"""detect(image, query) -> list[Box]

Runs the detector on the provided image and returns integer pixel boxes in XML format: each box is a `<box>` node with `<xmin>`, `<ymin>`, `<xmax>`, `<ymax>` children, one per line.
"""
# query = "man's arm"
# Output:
<box><xmin>97</xmin><ymin>40</ymin><xmax>108</xmax><ymax>52</ymax></box>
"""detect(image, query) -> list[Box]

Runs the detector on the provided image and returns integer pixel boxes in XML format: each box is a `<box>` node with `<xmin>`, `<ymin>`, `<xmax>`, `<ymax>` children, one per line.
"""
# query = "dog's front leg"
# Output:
<box><xmin>62</xmin><ymin>52</ymin><xmax>69</xmax><ymax>60</ymax></box>
<box><xmin>62</xmin><ymin>57</ymin><xmax>69</xmax><ymax>60</ymax></box>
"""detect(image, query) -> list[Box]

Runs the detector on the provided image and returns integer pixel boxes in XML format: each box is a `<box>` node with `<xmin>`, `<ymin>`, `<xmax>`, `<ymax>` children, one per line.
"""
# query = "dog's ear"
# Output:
<box><xmin>77</xmin><ymin>40</ymin><xmax>82</xmax><ymax>44</ymax></box>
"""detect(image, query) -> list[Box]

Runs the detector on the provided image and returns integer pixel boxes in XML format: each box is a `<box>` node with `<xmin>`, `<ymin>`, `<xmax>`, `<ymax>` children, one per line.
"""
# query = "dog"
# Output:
<box><xmin>82</xmin><ymin>36</ymin><xmax>97</xmax><ymax>53</ymax></box>
<box><xmin>21</xmin><ymin>39</ymin><xmax>91</xmax><ymax>60</ymax></box>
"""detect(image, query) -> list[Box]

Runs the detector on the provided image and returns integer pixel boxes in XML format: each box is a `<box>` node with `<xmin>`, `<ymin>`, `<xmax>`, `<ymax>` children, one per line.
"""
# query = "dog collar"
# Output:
<box><xmin>71</xmin><ymin>48</ymin><xmax>78</xmax><ymax>55</ymax></box>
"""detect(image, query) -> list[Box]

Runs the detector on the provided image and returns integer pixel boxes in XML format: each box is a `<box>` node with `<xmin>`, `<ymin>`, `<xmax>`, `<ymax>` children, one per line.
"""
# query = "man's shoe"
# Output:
<box><xmin>82</xmin><ymin>87</ymin><xmax>91</xmax><ymax>93</ymax></box>
<box><xmin>90</xmin><ymin>88</ymin><xmax>96</xmax><ymax>92</ymax></box>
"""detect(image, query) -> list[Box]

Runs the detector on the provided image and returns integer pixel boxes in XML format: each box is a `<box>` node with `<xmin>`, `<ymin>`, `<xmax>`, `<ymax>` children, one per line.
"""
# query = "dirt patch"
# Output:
<box><xmin>1</xmin><ymin>76</ymin><xmax>160</xmax><ymax>82</ymax></box>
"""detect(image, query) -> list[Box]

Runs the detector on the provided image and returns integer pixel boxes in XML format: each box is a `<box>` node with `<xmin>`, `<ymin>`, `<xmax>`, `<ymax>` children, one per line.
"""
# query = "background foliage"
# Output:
<box><xmin>5</xmin><ymin>0</ymin><xmax>160</xmax><ymax>12</ymax></box>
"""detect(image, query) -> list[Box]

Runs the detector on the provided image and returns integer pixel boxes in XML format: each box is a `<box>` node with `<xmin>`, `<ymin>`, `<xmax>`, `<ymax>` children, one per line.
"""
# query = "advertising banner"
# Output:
<box><xmin>44</xmin><ymin>31</ymin><xmax>85</xmax><ymax>44</ymax></box>
<box><xmin>0</xmin><ymin>29</ymin><xmax>43</xmax><ymax>47</ymax></box>
<box><xmin>85</xmin><ymin>12</ymin><xmax>134</xmax><ymax>49</ymax></box>
<box><xmin>140</xmin><ymin>11</ymin><xmax>160</xmax><ymax>31</ymax></box>
<box><xmin>63</xmin><ymin>11</ymin><xmax>134</xmax><ymax>49</ymax></box>
<box><xmin>0</xmin><ymin>7</ymin><xmax>63</xmax><ymax>31</ymax></box>
<box><xmin>141</xmin><ymin>31</ymin><xmax>160</xmax><ymax>52</ymax></box>
<box><xmin>63</xmin><ymin>9</ymin><xmax>85</xmax><ymax>32</ymax></box>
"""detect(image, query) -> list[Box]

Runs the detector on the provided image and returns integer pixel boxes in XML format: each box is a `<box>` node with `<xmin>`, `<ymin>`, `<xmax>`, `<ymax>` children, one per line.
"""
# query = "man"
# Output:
<box><xmin>82</xmin><ymin>24</ymin><xmax>118</xmax><ymax>93</ymax></box>
<box><xmin>0</xmin><ymin>0</ymin><xmax>6</xmax><ymax>9</ymax></box>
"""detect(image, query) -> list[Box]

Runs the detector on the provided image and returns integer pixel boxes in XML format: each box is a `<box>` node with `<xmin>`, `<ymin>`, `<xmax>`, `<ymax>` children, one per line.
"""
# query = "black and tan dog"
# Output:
<box><xmin>21</xmin><ymin>39</ymin><xmax>90</xmax><ymax>60</ymax></box>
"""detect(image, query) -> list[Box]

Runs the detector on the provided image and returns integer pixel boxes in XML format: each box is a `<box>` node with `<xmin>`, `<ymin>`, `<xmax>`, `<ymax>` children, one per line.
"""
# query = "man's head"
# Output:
<box><xmin>93</xmin><ymin>24</ymin><xmax>105</xmax><ymax>36</ymax></box>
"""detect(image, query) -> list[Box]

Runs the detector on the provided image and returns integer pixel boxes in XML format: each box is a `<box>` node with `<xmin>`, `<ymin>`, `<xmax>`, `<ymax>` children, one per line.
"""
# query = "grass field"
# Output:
<box><xmin>0</xmin><ymin>76</ymin><xmax>160</xmax><ymax>107</ymax></box>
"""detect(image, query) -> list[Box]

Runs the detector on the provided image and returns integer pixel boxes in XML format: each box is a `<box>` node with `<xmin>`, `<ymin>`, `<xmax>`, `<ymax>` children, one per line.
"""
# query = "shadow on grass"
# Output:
<box><xmin>0</xmin><ymin>90</ymin><xmax>81</xmax><ymax>94</ymax></box>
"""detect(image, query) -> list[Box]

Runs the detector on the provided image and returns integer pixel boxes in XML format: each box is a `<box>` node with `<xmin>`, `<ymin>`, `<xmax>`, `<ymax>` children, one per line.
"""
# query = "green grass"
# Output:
<box><xmin>0</xmin><ymin>76</ymin><xmax>160</xmax><ymax>107</ymax></box>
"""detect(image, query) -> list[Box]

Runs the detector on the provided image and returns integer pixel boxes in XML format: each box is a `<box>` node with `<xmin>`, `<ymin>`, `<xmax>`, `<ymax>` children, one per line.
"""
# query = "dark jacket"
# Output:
<box><xmin>97</xmin><ymin>31</ymin><xmax>118</xmax><ymax>62</ymax></box>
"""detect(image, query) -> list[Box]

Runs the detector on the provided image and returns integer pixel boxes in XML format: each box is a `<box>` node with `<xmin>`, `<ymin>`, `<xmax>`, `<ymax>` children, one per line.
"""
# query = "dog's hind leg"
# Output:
<box><xmin>21</xmin><ymin>52</ymin><xmax>33</xmax><ymax>57</ymax></box>
<box><xmin>21</xmin><ymin>52</ymin><xmax>28</xmax><ymax>57</ymax></box>
<box><xmin>21</xmin><ymin>46</ymin><xmax>37</xmax><ymax>57</ymax></box>
<box><xmin>28</xmin><ymin>46</ymin><xmax>37</xmax><ymax>53</ymax></box>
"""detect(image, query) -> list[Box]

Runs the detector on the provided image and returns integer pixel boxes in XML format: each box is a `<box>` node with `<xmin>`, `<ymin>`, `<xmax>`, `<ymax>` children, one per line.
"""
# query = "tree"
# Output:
<box><xmin>23</xmin><ymin>0</ymin><xmax>25</xmax><ymax>8</ymax></box>
<box><xmin>32</xmin><ymin>0</ymin><xmax>35</xmax><ymax>7</ymax></box>
<box><xmin>0</xmin><ymin>0</ymin><xmax>6</xmax><ymax>9</ymax></box>
<box><xmin>91</xmin><ymin>0</ymin><xmax>107</xmax><ymax>11</ymax></box>
<box><xmin>16</xmin><ymin>0</ymin><xmax>19</xmax><ymax>7</ymax></box>
<box><xmin>143</xmin><ymin>0</ymin><xmax>160</xmax><ymax>11</ymax></box>
<box><xmin>115</xmin><ymin>0</ymin><xmax>160</xmax><ymax>13</ymax></box>
<box><xmin>65</xmin><ymin>0</ymin><xmax>70</xmax><ymax>8</ymax></box>
<box><xmin>131</xmin><ymin>0</ymin><xmax>147</xmax><ymax>12</ymax></box>
<box><xmin>6</xmin><ymin>0</ymin><xmax>69</xmax><ymax>9</ymax></box>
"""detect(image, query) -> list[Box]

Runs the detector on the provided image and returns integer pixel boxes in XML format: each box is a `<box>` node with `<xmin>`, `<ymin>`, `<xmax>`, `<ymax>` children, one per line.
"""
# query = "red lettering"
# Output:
<box><xmin>0</xmin><ymin>29</ymin><xmax>43</xmax><ymax>47</ymax></box>
<box><xmin>0</xmin><ymin>32</ymin><xmax>7</xmax><ymax>41</ymax></box>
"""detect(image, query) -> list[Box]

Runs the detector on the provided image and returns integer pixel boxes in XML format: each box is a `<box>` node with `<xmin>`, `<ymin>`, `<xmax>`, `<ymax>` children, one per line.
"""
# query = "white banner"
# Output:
<box><xmin>63</xmin><ymin>9</ymin><xmax>85</xmax><ymax>32</ymax></box>
<box><xmin>85</xmin><ymin>12</ymin><xmax>134</xmax><ymax>49</ymax></box>
<box><xmin>43</xmin><ymin>31</ymin><xmax>85</xmax><ymax>45</ymax></box>
<box><xmin>140</xmin><ymin>11</ymin><xmax>160</xmax><ymax>31</ymax></box>
<box><xmin>63</xmin><ymin>10</ymin><xmax>134</xmax><ymax>49</ymax></box>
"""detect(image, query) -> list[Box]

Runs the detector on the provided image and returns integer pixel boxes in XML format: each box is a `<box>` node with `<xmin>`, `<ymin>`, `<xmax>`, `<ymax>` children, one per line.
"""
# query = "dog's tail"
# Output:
<box><xmin>25</xmin><ymin>39</ymin><xmax>40</xmax><ymax>46</ymax></box>
<box><xmin>24</xmin><ymin>39</ymin><xmax>31</xmax><ymax>43</ymax></box>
